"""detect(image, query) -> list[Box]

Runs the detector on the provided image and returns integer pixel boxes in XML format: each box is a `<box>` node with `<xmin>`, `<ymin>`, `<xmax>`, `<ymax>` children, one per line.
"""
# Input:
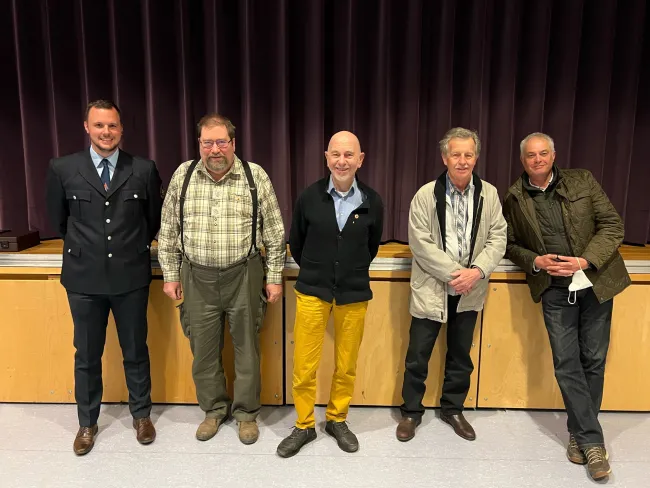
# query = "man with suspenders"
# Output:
<box><xmin>158</xmin><ymin>113</ymin><xmax>286</xmax><ymax>445</ymax></box>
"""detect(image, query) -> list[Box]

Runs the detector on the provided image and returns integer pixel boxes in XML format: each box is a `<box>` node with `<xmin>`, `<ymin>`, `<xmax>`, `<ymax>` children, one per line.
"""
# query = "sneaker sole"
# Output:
<box><xmin>590</xmin><ymin>468</ymin><xmax>612</xmax><ymax>481</ymax></box>
<box><xmin>567</xmin><ymin>450</ymin><xmax>587</xmax><ymax>465</ymax></box>
<box><xmin>276</xmin><ymin>433</ymin><xmax>317</xmax><ymax>458</ymax></box>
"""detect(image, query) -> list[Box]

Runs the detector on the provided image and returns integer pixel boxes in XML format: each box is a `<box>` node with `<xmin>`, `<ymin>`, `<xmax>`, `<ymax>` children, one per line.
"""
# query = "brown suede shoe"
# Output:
<box><xmin>440</xmin><ymin>412</ymin><xmax>476</xmax><ymax>441</ymax></box>
<box><xmin>73</xmin><ymin>425</ymin><xmax>98</xmax><ymax>455</ymax></box>
<box><xmin>396</xmin><ymin>417</ymin><xmax>421</xmax><ymax>442</ymax></box>
<box><xmin>567</xmin><ymin>434</ymin><xmax>587</xmax><ymax>464</ymax></box>
<box><xmin>584</xmin><ymin>446</ymin><xmax>612</xmax><ymax>481</ymax></box>
<box><xmin>133</xmin><ymin>417</ymin><xmax>156</xmax><ymax>445</ymax></box>
<box><xmin>196</xmin><ymin>417</ymin><xmax>226</xmax><ymax>441</ymax></box>
<box><xmin>238</xmin><ymin>421</ymin><xmax>259</xmax><ymax>445</ymax></box>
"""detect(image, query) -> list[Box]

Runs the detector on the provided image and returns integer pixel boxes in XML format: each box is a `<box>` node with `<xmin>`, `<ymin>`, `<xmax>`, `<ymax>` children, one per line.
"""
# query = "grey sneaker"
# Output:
<box><xmin>584</xmin><ymin>446</ymin><xmax>612</xmax><ymax>481</ymax></box>
<box><xmin>277</xmin><ymin>427</ymin><xmax>317</xmax><ymax>458</ymax></box>
<box><xmin>325</xmin><ymin>420</ymin><xmax>359</xmax><ymax>453</ymax></box>
<box><xmin>567</xmin><ymin>434</ymin><xmax>586</xmax><ymax>464</ymax></box>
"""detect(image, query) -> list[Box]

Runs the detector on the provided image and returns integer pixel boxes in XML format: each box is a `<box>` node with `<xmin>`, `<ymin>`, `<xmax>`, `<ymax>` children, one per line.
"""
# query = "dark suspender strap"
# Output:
<box><xmin>240</xmin><ymin>160</ymin><xmax>258</xmax><ymax>255</ymax></box>
<box><xmin>467</xmin><ymin>175</ymin><xmax>484</xmax><ymax>265</ymax></box>
<box><xmin>179</xmin><ymin>159</ymin><xmax>199</xmax><ymax>258</ymax></box>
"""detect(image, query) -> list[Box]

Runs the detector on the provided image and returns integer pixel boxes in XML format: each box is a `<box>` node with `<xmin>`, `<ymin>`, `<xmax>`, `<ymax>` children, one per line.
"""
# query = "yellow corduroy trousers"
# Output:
<box><xmin>292</xmin><ymin>290</ymin><xmax>368</xmax><ymax>429</ymax></box>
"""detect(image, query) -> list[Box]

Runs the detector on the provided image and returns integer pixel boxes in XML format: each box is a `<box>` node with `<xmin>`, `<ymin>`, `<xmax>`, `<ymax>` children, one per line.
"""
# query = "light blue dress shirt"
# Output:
<box><xmin>90</xmin><ymin>146</ymin><xmax>119</xmax><ymax>181</ymax></box>
<box><xmin>327</xmin><ymin>176</ymin><xmax>365</xmax><ymax>231</ymax></box>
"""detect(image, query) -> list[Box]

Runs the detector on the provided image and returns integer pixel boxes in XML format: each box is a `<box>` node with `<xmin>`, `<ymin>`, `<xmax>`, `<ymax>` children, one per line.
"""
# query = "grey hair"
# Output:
<box><xmin>520</xmin><ymin>132</ymin><xmax>555</xmax><ymax>157</ymax></box>
<box><xmin>439</xmin><ymin>128</ymin><xmax>481</xmax><ymax>157</ymax></box>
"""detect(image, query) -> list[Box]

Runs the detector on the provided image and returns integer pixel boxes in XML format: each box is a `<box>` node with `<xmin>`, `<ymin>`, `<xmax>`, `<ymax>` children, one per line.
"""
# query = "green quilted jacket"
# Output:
<box><xmin>503</xmin><ymin>168</ymin><xmax>631</xmax><ymax>303</ymax></box>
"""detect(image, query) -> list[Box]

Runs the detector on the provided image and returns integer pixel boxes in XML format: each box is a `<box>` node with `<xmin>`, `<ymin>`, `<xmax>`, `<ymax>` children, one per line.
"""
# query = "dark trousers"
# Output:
<box><xmin>180</xmin><ymin>252</ymin><xmax>266</xmax><ymax>422</ymax></box>
<box><xmin>67</xmin><ymin>286</ymin><xmax>152</xmax><ymax>427</ymax></box>
<box><xmin>401</xmin><ymin>294</ymin><xmax>478</xmax><ymax>419</ymax></box>
<box><xmin>541</xmin><ymin>286</ymin><xmax>613</xmax><ymax>447</ymax></box>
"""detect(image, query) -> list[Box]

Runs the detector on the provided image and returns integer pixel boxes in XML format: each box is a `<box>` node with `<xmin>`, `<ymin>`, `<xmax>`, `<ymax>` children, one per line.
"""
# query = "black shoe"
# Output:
<box><xmin>325</xmin><ymin>420</ymin><xmax>359</xmax><ymax>453</ymax></box>
<box><xmin>277</xmin><ymin>427</ymin><xmax>317</xmax><ymax>458</ymax></box>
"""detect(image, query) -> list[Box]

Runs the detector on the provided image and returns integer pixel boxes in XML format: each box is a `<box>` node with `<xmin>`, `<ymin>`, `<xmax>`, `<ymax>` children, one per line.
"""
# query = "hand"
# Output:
<box><xmin>163</xmin><ymin>281</ymin><xmax>183</xmax><ymax>300</ymax></box>
<box><xmin>546</xmin><ymin>256</ymin><xmax>589</xmax><ymax>277</ymax></box>
<box><xmin>449</xmin><ymin>268</ymin><xmax>482</xmax><ymax>295</ymax></box>
<box><xmin>534</xmin><ymin>254</ymin><xmax>561</xmax><ymax>273</ymax></box>
<box><xmin>265</xmin><ymin>283</ymin><xmax>283</xmax><ymax>303</ymax></box>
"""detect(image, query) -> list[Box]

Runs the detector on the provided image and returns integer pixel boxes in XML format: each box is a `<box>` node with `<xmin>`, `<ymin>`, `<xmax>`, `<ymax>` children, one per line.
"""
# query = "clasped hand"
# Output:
<box><xmin>534</xmin><ymin>254</ymin><xmax>588</xmax><ymax>277</ymax></box>
<box><xmin>449</xmin><ymin>267</ymin><xmax>482</xmax><ymax>295</ymax></box>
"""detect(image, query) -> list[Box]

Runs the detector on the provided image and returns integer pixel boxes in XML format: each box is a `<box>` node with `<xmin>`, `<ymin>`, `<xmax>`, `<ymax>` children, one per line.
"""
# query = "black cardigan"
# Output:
<box><xmin>289</xmin><ymin>176</ymin><xmax>384</xmax><ymax>305</ymax></box>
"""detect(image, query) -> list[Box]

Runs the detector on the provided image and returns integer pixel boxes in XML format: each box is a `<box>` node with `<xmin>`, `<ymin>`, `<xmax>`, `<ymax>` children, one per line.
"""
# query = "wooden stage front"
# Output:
<box><xmin>1</xmin><ymin>241</ymin><xmax>649</xmax><ymax>411</ymax></box>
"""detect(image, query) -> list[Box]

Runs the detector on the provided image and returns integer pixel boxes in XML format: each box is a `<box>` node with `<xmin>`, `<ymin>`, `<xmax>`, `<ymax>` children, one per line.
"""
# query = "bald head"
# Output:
<box><xmin>328</xmin><ymin>131</ymin><xmax>362</xmax><ymax>153</ymax></box>
<box><xmin>325</xmin><ymin>130</ymin><xmax>365</xmax><ymax>192</ymax></box>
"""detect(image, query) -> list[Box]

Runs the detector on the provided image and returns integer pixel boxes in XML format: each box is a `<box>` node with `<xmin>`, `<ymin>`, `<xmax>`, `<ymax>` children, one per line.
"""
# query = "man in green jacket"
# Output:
<box><xmin>503</xmin><ymin>132</ymin><xmax>631</xmax><ymax>482</ymax></box>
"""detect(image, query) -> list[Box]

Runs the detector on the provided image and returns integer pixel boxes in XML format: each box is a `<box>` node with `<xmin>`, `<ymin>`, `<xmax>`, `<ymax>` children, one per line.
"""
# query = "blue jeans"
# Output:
<box><xmin>541</xmin><ymin>286</ymin><xmax>613</xmax><ymax>448</ymax></box>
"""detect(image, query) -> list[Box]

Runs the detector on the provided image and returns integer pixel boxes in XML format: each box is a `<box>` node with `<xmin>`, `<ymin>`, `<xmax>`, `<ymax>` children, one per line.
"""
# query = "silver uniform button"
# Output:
<box><xmin>68</xmin><ymin>249</ymin><xmax>71</xmax><ymax>253</ymax></box>
<box><xmin>108</xmin><ymin>253</ymin><xmax>112</xmax><ymax>258</ymax></box>
<box><xmin>134</xmin><ymin>194</ymin><xmax>138</xmax><ymax>198</ymax></box>
<box><xmin>73</xmin><ymin>196</ymin><xmax>77</xmax><ymax>200</ymax></box>
<box><xmin>106</xmin><ymin>218</ymin><xmax>110</xmax><ymax>223</ymax></box>
<box><xmin>107</xmin><ymin>236</ymin><xmax>112</xmax><ymax>241</ymax></box>
<box><xmin>105</xmin><ymin>201</ymin><xmax>109</xmax><ymax>206</ymax></box>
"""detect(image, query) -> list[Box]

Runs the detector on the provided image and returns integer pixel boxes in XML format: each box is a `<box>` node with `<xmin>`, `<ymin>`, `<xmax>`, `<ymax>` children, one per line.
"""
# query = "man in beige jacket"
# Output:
<box><xmin>396</xmin><ymin>128</ymin><xmax>507</xmax><ymax>442</ymax></box>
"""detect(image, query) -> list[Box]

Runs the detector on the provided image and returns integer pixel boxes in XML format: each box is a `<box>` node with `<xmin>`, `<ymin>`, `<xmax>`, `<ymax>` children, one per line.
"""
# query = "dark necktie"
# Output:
<box><xmin>100</xmin><ymin>159</ymin><xmax>110</xmax><ymax>191</ymax></box>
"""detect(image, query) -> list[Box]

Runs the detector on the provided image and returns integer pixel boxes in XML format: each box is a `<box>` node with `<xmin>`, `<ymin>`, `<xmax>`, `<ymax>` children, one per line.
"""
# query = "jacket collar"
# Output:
<box><xmin>433</xmin><ymin>170</ymin><xmax>483</xmax><ymax>253</ymax></box>
<box><xmin>80</xmin><ymin>148</ymin><xmax>133</xmax><ymax>198</ymax></box>
<box><xmin>318</xmin><ymin>175</ymin><xmax>372</xmax><ymax>209</ymax></box>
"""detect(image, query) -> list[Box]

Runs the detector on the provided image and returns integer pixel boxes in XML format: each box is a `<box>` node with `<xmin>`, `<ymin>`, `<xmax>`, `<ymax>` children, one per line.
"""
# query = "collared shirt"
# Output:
<box><xmin>445</xmin><ymin>175</ymin><xmax>475</xmax><ymax>295</ymax></box>
<box><xmin>90</xmin><ymin>146</ymin><xmax>118</xmax><ymax>181</ymax></box>
<box><xmin>157</xmin><ymin>156</ymin><xmax>286</xmax><ymax>283</ymax></box>
<box><xmin>528</xmin><ymin>169</ymin><xmax>554</xmax><ymax>192</ymax></box>
<box><xmin>327</xmin><ymin>177</ymin><xmax>366</xmax><ymax>231</ymax></box>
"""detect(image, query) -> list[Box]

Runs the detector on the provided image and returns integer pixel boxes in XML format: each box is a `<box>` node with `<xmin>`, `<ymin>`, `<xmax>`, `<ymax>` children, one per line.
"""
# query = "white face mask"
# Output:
<box><xmin>568</xmin><ymin>258</ymin><xmax>593</xmax><ymax>304</ymax></box>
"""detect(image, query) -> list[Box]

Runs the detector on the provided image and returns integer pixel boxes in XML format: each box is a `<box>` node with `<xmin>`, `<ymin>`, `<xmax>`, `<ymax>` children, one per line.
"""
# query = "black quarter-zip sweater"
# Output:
<box><xmin>289</xmin><ymin>176</ymin><xmax>384</xmax><ymax>305</ymax></box>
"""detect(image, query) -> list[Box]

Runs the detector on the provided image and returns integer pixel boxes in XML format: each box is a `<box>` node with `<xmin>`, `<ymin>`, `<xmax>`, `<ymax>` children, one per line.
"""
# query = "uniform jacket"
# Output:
<box><xmin>46</xmin><ymin>149</ymin><xmax>163</xmax><ymax>294</ymax></box>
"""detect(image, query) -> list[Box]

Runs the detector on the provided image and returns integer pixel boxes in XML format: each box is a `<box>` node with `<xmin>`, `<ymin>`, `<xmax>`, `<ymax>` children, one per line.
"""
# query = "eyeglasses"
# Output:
<box><xmin>200</xmin><ymin>139</ymin><xmax>232</xmax><ymax>149</ymax></box>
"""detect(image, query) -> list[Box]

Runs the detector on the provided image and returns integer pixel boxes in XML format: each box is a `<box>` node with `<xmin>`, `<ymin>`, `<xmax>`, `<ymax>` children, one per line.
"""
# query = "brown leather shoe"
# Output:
<box><xmin>396</xmin><ymin>417</ymin><xmax>421</xmax><ymax>442</ymax></box>
<box><xmin>73</xmin><ymin>425</ymin><xmax>98</xmax><ymax>455</ymax></box>
<box><xmin>133</xmin><ymin>417</ymin><xmax>156</xmax><ymax>445</ymax></box>
<box><xmin>440</xmin><ymin>412</ymin><xmax>476</xmax><ymax>441</ymax></box>
<box><xmin>238</xmin><ymin>420</ymin><xmax>259</xmax><ymax>445</ymax></box>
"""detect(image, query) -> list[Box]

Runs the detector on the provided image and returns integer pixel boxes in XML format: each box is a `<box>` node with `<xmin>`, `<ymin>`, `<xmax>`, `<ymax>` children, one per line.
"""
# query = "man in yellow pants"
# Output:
<box><xmin>277</xmin><ymin>131</ymin><xmax>384</xmax><ymax>457</ymax></box>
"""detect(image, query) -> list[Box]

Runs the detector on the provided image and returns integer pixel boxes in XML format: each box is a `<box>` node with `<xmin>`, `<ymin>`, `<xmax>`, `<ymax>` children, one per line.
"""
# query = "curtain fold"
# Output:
<box><xmin>1</xmin><ymin>0</ymin><xmax>648</xmax><ymax>244</ymax></box>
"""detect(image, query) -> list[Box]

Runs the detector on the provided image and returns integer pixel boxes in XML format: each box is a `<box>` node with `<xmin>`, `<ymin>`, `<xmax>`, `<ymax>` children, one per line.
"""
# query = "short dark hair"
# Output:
<box><xmin>85</xmin><ymin>100</ymin><xmax>121</xmax><ymax>121</ymax></box>
<box><xmin>196</xmin><ymin>113</ymin><xmax>236</xmax><ymax>140</ymax></box>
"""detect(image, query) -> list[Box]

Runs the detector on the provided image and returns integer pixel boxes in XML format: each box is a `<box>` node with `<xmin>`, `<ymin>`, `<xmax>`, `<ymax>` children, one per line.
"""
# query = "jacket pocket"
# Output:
<box><xmin>64</xmin><ymin>243</ymin><xmax>81</xmax><ymax>257</ymax></box>
<box><xmin>66</xmin><ymin>190</ymin><xmax>91</xmax><ymax>220</ymax></box>
<box><xmin>122</xmin><ymin>189</ymin><xmax>147</xmax><ymax>218</ymax></box>
<box><xmin>298</xmin><ymin>256</ymin><xmax>323</xmax><ymax>287</ymax></box>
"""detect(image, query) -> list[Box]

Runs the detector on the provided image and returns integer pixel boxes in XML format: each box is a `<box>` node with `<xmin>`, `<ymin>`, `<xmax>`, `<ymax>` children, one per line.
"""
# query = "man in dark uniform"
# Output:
<box><xmin>46</xmin><ymin>100</ymin><xmax>163</xmax><ymax>455</ymax></box>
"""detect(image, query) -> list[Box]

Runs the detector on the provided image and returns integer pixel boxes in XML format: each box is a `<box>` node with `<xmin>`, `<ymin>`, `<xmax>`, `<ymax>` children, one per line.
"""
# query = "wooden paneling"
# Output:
<box><xmin>284</xmin><ymin>280</ymin><xmax>481</xmax><ymax>408</ymax></box>
<box><xmin>0</xmin><ymin>279</ymin><xmax>126</xmax><ymax>402</ymax></box>
<box><xmin>0</xmin><ymin>278</ymin><xmax>283</xmax><ymax>405</ymax></box>
<box><xmin>478</xmin><ymin>283</ymin><xmax>650</xmax><ymax>410</ymax></box>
